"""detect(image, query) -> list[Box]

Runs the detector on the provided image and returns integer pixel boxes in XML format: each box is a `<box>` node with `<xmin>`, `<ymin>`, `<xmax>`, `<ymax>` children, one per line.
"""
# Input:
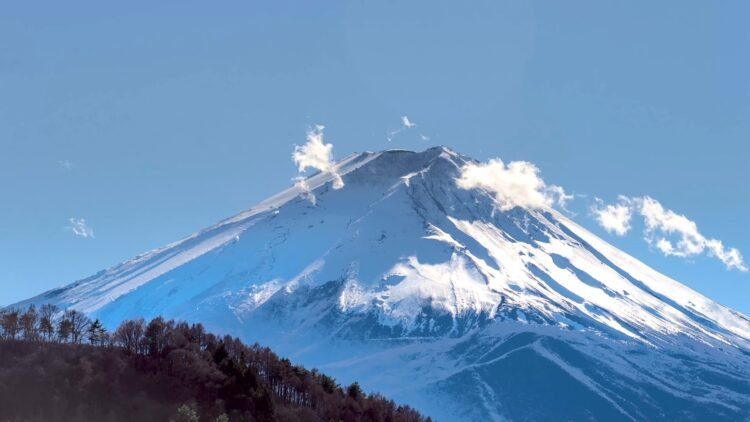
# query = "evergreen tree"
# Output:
<box><xmin>87</xmin><ymin>319</ymin><xmax>105</xmax><ymax>346</ymax></box>
<box><xmin>347</xmin><ymin>382</ymin><xmax>363</xmax><ymax>400</ymax></box>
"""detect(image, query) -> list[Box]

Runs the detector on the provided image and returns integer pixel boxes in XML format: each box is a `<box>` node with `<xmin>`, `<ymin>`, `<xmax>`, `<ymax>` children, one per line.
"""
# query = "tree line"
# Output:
<box><xmin>0</xmin><ymin>304</ymin><xmax>107</xmax><ymax>345</ymax></box>
<box><xmin>0</xmin><ymin>304</ymin><xmax>431</xmax><ymax>422</ymax></box>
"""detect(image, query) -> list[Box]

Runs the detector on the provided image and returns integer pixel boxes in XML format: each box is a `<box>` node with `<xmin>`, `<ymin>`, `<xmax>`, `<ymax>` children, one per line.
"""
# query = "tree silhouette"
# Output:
<box><xmin>0</xmin><ymin>305</ymin><xmax>431</xmax><ymax>422</ymax></box>
<box><xmin>39</xmin><ymin>304</ymin><xmax>58</xmax><ymax>341</ymax></box>
<box><xmin>57</xmin><ymin>317</ymin><xmax>72</xmax><ymax>343</ymax></box>
<box><xmin>19</xmin><ymin>305</ymin><xmax>38</xmax><ymax>341</ymax></box>
<box><xmin>87</xmin><ymin>319</ymin><xmax>106</xmax><ymax>346</ymax></box>
<box><xmin>0</xmin><ymin>308</ymin><xmax>20</xmax><ymax>340</ymax></box>
<box><xmin>64</xmin><ymin>309</ymin><xmax>90</xmax><ymax>344</ymax></box>
<box><xmin>113</xmin><ymin>318</ymin><xmax>144</xmax><ymax>353</ymax></box>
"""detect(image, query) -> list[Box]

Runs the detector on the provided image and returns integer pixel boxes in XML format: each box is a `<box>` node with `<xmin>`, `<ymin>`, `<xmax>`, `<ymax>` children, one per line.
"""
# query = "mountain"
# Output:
<box><xmin>13</xmin><ymin>147</ymin><xmax>750</xmax><ymax>421</ymax></box>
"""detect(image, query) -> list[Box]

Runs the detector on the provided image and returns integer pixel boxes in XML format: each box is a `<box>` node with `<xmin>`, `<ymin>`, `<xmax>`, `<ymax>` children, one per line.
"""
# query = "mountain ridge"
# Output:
<box><xmin>11</xmin><ymin>146</ymin><xmax>750</xmax><ymax>420</ymax></box>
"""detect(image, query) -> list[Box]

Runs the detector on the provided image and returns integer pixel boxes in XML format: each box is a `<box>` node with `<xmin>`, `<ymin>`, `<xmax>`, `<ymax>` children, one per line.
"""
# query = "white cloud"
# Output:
<box><xmin>638</xmin><ymin>196</ymin><xmax>706</xmax><ymax>257</ymax></box>
<box><xmin>448</xmin><ymin>147</ymin><xmax>746</xmax><ymax>273</ymax></box>
<box><xmin>655</xmin><ymin>238</ymin><xmax>674</xmax><ymax>255</ymax></box>
<box><xmin>293</xmin><ymin>176</ymin><xmax>316</xmax><ymax>206</ymax></box>
<box><xmin>387</xmin><ymin>115</ymin><xmax>418</xmax><ymax>142</ymax></box>
<box><xmin>401</xmin><ymin>115</ymin><xmax>416</xmax><ymax>129</ymax></box>
<box><xmin>292</xmin><ymin>125</ymin><xmax>333</xmax><ymax>173</ymax></box>
<box><xmin>547</xmin><ymin>184</ymin><xmax>574</xmax><ymax>211</ymax></box>
<box><xmin>66</xmin><ymin>218</ymin><xmax>94</xmax><ymax>239</ymax></box>
<box><xmin>332</xmin><ymin>173</ymin><xmax>344</xmax><ymax>189</ymax></box>
<box><xmin>591</xmin><ymin>197</ymin><xmax>633</xmax><ymax>236</ymax></box>
<box><xmin>59</xmin><ymin>160</ymin><xmax>73</xmax><ymax>170</ymax></box>
<box><xmin>593</xmin><ymin>195</ymin><xmax>747</xmax><ymax>272</ymax></box>
<box><xmin>705</xmin><ymin>239</ymin><xmax>747</xmax><ymax>272</ymax></box>
<box><xmin>292</xmin><ymin>125</ymin><xmax>344</xmax><ymax>190</ymax></box>
<box><xmin>456</xmin><ymin>158</ymin><xmax>564</xmax><ymax>211</ymax></box>
<box><xmin>420</xmin><ymin>134</ymin><xmax>430</xmax><ymax>142</ymax></box>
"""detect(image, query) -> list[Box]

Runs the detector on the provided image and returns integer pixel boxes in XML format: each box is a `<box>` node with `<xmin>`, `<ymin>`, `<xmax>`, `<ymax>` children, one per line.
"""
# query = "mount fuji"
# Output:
<box><xmin>13</xmin><ymin>147</ymin><xmax>750</xmax><ymax>420</ymax></box>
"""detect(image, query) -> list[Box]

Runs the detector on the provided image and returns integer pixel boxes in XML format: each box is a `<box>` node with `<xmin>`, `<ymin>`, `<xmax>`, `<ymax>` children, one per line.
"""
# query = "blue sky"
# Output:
<box><xmin>1</xmin><ymin>1</ymin><xmax>749</xmax><ymax>312</ymax></box>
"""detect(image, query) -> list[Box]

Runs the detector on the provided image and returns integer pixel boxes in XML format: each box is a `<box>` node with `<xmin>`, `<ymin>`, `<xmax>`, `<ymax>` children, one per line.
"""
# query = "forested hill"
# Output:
<box><xmin>0</xmin><ymin>306</ymin><xmax>430</xmax><ymax>422</ymax></box>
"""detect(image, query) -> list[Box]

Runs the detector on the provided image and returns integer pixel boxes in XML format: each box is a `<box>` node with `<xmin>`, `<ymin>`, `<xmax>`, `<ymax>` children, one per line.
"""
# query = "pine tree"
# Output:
<box><xmin>347</xmin><ymin>382</ymin><xmax>363</xmax><ymax>400</ymax></box>
<box><xmin>87</xmin><ymin>319</ymin><xmax>105</xmax><ymax>346</ymax></box>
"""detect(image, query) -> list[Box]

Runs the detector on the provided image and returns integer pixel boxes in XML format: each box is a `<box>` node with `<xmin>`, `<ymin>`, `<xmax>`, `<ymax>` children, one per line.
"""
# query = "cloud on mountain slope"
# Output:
<box><xmin>293</xmin><ymin>176</ymin><xmax>317</xmax><ymax>206</ymax></box>
<box><xmin>593</xmin><ymin>196</ymin><xmax>747</xmax><ymax>272</ymax></box>
<box><xmin>289</xmin><ymin>126</ymin><xmax>744</xmax><ymax>273</ymax></box>
<box><xmin>455</xmin><ymin>152</ymin><xmax>744</xmax><ymax>272</ymax></box>
<box><xmin>456</xmin><ymin>158</ymin><xmax>571</xmax><ymax>212</ymax></box>
<box><xmin>292</xmin><ymin>125</ymin><xmax>344</xmax><ymax>190</ymax></box>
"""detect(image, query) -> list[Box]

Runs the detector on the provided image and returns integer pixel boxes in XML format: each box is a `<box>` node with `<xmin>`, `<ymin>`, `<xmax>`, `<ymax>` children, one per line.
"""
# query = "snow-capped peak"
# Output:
<box><xmin>12</xmin><ymin>146</ymin><xmax>750</xmax><ymax>420</ymax></box>
<box><xmin>16</xmin><ymin>147</ymin><xmax>749</xmax><ymax>350</ymax></box>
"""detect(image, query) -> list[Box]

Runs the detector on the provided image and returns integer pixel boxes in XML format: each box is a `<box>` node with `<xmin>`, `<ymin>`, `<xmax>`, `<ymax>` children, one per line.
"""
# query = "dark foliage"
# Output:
<box><xmin>0</xmin><ymin>306</ymin><xmax>431</xmax><ymax>422</ymax></box>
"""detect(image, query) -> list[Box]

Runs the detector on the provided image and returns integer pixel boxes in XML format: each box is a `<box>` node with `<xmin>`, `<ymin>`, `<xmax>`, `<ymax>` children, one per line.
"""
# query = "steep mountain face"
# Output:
<box><xmin>15</xmin><ymin>147</ymin><xmax>750</xmax><ymax>421</ymax></box>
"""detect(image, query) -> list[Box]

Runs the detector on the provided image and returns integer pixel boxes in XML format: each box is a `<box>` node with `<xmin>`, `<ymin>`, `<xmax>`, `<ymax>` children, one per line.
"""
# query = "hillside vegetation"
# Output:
<box><xmin>0</xmin><ymin>305</ymin><xmax>430</xmax><ymax>422</ymax></box>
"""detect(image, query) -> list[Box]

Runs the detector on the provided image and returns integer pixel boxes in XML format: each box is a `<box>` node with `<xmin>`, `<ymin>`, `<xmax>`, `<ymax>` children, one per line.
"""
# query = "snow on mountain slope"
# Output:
<box><xmin>13</xmin><ymin>146</ymin><xmax>750</xmax><ymax>420</ymax></box>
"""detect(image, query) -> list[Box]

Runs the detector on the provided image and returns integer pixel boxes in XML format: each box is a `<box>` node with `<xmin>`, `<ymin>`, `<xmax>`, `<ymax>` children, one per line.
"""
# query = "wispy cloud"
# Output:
<box><xmin>293</xmin><ymin>176</ymin><xmax>317</xmax><ymax>206</ymax></box>
<box><xmin>401</xmin><ymin>115</ymin><xmax>416</xmax><ymax>129</ymax></box>
<box><xmin>455</xmin><ymin>154</ymin><xmax>744</xmax><ymax>272</ymax></box>
<box><xmin>593</xmin><ymin>196</ymin><xmax>747</xmax><ymax>272</ymax></box>
<box><xmin>66</xmin><ymin>218</ymin><xmax>95</xmax><ymax>239</ymax></box>
<box><xmin>546</xmin><ymin>185</ymin><xmax>575</xmax><ymax>212</ymax></box>
<box><xmin>387</xmin><ymin>115</ymin><xmax>419</xmax><ymax>142</ymax></box>
<box><xmin>291</xmin><ymin>125</ymin><xmax>344</xmax><ymax>199</ymax></box>
<box><xmin>456</xmin><ymin>158</ymin><xmax>571</xmax><ymax>212</ymax></box>
<box><xmin>58</xmin><ymin>160</ymin><xmax>73</xmax><ymax>170</ymax></box>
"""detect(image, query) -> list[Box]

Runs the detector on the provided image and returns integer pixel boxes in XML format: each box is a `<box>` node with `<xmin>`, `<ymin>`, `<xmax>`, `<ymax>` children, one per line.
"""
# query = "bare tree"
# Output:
<box><xmin>58</xmin><ymin>317</ymin><xmax>73</xmax><ymax>343</ymax></box>
<box><xmin>39</xmin><ymin>304</ymin><xmax>59</xmax><ymax>341</ymax></box>
<box><xmin>1</xmin><ymin>308</ymin><xmax>20</xmax><ymax>340</ymax></box>
<box><xmin>65</xmin><ymin>309</ymin><xmax>91</xmax><ymax>344</ymax></box>
<box><xmin>144</xmin><ymin>317</ymin><xmax>171</xmax><ymax>357</ymax></box>
<box><xmin>19</xmin><ymin>305</ymin><xmax>39</xmax><ymax>341</ymax></box>
<box><xmin>113</xmin><ymin>318</ymin><xmax>145</xmax><ymax>353</ymax></box>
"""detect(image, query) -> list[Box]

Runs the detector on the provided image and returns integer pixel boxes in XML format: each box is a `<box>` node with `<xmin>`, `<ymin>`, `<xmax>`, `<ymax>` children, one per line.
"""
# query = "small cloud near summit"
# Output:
<box><xmin>387</xmin><ymin>115</ymin><xmax>419</xmax><ymax>142</ymax></box>
<box><xmin>456</xmin><ymin>157</ymin><xmax>571</xmax><ymax>212</ymax></box>
<box><xmin>292</xmin><ymin>125</ymin><xmax>334</xmax><ymax>174</ymax></box>
<box><xmin>401</xmin><ymin>116</ymin><xmax>416</xmax><ymax>129</ymax></box>
<box><xmin>66</xmin><ymin>217</ymin><xmax>95</xmax><ymax>239</ymax></box>
<box><xmin>291</xmin><ymin>125</ymin><xmax>344</xmax><ymax>204</ymax></box>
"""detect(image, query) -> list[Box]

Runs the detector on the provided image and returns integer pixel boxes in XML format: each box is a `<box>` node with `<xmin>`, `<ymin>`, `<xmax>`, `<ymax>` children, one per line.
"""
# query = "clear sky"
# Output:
<box><xmin>2</xmin><ymin>1</ymin><xmax>749</xmax><ymax>313</ymax></box>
